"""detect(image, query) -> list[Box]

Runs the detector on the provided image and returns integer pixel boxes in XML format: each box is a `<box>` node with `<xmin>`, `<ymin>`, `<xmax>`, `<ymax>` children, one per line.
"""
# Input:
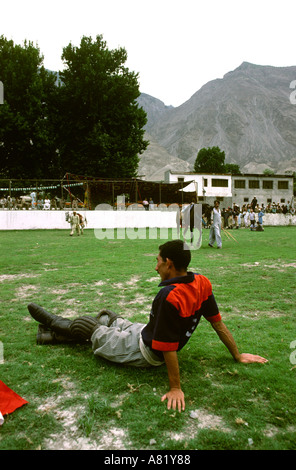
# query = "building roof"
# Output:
<box><xmin>166</xmin><ymin>170</ymin><xmax>294</xmax><ymax>178</ymax></box>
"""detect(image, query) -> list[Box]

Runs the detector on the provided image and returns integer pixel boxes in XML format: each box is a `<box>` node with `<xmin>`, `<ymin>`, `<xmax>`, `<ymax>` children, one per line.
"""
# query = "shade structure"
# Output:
<box><xmin>178</xmin><ymin>181</ymin><xmax>197</xmax><ymax>193</ymax></box>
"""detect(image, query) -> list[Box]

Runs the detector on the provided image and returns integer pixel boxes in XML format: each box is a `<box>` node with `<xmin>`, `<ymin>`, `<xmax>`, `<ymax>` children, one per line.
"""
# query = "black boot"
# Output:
<box><xmin>36</xmin><ymin>324</ymin><xmax>80</xmax><ymax>345</ymax></box>
<box><xmin>28</xmin><ymin>303</ymin><xmax>73</xmax><ymax>338</ymax></box>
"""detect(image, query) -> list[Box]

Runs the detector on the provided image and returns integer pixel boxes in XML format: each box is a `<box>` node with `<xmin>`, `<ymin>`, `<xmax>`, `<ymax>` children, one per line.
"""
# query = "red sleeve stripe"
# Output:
<box><xmin>152</xmin><ymin>340</ymin><xmax>179</xmax><ymax>351</ymax></box>
<box><xmin>206</xmin><ymin>313</ymin><xmax>222</xmax><ymax>323</ymax></box>
<box><xmin>167</xmin><ymin>274</ymin><xmax>213</xmax><ymax>318</ymax></box>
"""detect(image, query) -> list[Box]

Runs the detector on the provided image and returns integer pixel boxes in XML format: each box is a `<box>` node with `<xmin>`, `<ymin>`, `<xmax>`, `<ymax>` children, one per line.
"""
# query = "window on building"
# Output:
<box><xmin>212</xmin><ymin>179</ymin><xmax>228</xmax><ymax>187</ymax></box>
<box><xmin>263</xmin><ymin>180</ymin><xmax>273</xmax><ymax>189</ymax></box>
<box><xmin>177</xmin><ymin>177</ymin><xmax>184</xmax><ymax>182</ymax></box>
<box><xmin>203</xmin><ymin>179</ymin><xmax>208</xmax><ymax>187</ymax></box>
<box><xmin>278</xmin><ymin>181</ymin><xmax>289</xmax><ymax>190</ymax></box>
<box><xmin>244</xmin><ymin>197</ymin><xmax>249</xmax><ymax>202</ymax></box>
<box><xmin>249</xmin><ymin>180</ymin><xmax>260</xmax><ymax>189</ymax></box>
<box><xmin>234</xmin><ymin>180</ymin><xmax>245</xmax><ymax>189</ymax></box>
<box><xmin>281</xmin><ymin>199</ymin><xmax>285</xmax><ymax>203</ymax></box>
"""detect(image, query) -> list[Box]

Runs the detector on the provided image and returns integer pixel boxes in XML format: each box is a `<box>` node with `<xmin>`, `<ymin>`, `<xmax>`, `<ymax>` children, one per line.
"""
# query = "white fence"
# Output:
<box><xmin>0</xmin><ymin>209</ymin><xmax>178</xmax><ymax>230</ymax></box>
<box><xmin>0</xmin><ymin>209</ymin><xmax>295</xmax><ymax>230</ymax></box>
<box><xmin>261</xmin><ymin>213</ymin><xmax>296</xmax><ymax>226</ymax></box>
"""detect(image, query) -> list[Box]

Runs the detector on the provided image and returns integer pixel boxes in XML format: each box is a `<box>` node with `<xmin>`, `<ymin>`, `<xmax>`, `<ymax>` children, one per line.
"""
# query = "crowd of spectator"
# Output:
<box><xmin>264</xmin><ymin>201</ymin><xmax>295</xmax><ymax>214</ymax></box>
<box><xmin>218</xmin><ymin>197</ymin><xmax>295</xmax><ymax>231</ymax></box>
<box><xmin>0</xmin><ymin>193</ymin><xmax>295</xmax><ymax>219</ymax></box>
<box><xmin>0</xmin><ymin>194</ymin><xmax>82</xmax><ymax>211</ymax></box>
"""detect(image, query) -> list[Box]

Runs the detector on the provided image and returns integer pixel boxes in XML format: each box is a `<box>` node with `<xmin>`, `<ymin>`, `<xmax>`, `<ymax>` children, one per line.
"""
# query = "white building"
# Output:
<box><xmin>231</xmin><ymin>173</ymin><xmax>294</xmax><ymax>208</ymax></box>
<box><xmin>165</xmin><ymin>170</ymin><xmax>233</xmax><ymax>206</ymax></box>
<box><xmin>165</xmin><ymin>170</ymin><xmax>294</xmax><ymax>208</ymax></box>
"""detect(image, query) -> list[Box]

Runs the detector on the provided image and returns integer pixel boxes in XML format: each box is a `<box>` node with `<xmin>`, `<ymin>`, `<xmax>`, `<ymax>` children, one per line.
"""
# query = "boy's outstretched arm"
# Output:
<box><xmin>161</xmin><ymin>350</ymin><xmax>185</xmax><ymax>412</ymax></box>
<box><xmin>211</xmin><ymin>320</ymin><xmax>268</xmax><ymax>363</ymax></box>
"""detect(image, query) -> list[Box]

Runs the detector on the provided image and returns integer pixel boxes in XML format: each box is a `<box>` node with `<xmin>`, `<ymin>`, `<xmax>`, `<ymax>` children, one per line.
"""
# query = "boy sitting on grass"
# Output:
<box><xmin>28</xmin><ymin>240</ymin><xmax>268</xmax><ymax>413</ymax></box>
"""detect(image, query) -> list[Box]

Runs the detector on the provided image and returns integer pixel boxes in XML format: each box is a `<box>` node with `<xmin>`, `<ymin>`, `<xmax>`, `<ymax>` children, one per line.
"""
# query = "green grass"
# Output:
<box><xmin>0</xmin><ymin>226</ymin><xmax>295</xmax><ymax>450</ymax></box>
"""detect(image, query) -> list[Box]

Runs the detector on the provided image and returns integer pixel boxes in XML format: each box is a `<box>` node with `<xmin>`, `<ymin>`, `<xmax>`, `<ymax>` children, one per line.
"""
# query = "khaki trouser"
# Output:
<box><xmin>91</xmin><ymin>318</ymin><xmax>164</xmax><ymax>368</ymax></box>
<box><xmin>70</xmin><ymin>223</ymin><xmax>80</xmax><ymax>236</ymax></box>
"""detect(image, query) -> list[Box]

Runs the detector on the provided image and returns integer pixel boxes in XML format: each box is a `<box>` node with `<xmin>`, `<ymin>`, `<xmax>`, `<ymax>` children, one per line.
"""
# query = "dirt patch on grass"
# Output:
<box><xmin>240</xmin><ymin>261</ymin><xmax>296</xmax><ymax>272</ymax></box>
<box><xmin>167</xmin><ymin>408</ymin><xmax>231</xmax><ymax>445</ymax></box>
<box><xmin>59</xmin><ymin>308</ymin><xmax>80</xmax><ymax>318</ymax></box>
<box><xmin>189</xmin><ymin>408</ymin><xmax>231</xmax><ymax>431</ymax></box>
<box><xmin>43</xmin><ymin>426</ymin><xmax>130</xmax><ymax>451</ymax></box>
<box><xmin>126</xmin><ymin>276</ymin><xmax>140</xmax><ymax>285</ymax></box>
<box><xmin>146</xmin><ymin>276</ymin><xmax>159</xmax><ymax>283</ymax></box>
<box><xmin>49</xmin><ymin>288</ymin><xmax>69</xmax><ymax>295</ymax></box>
<box><xmin>37</xmin><ymin>376</ymin><xmax>130</xmax><ymax>450</ymax></box>
<box><xmin>129</xmin><ymin>294</ymin><xmax>150</xmax><ymax>305</ymax></box>
<box><xmin>113</xmin><ymin>275</ymin><xmax>140</xmax><ymax>290</ymax></box>
<box><xmin>15</xmin><ymin>284</ymin><xmax>39</xmax><ymax>299</ymax></box>
<box><xmin>0</xmin><ymin>273</ymin><xmax>40</xmax><ymax>283</ymax></box>
<box><xmin>94</xmin><ymin>280</ymin><xmax>105</xmax><ymax>286</ymax></box>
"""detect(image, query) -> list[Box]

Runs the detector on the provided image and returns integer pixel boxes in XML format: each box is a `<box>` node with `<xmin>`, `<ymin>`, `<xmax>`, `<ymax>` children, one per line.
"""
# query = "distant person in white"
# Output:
<box><xmin>209</xmin><ymin>200</ymin><xmax>222</xmax><ymax>249</ymax></box>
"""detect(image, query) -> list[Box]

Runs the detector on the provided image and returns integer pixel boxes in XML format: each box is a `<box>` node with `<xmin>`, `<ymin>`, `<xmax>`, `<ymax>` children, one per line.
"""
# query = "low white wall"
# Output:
<box><xmin>0</xmin><ymin>209</ymin><xmax>179</xmax><ymax>230</ymax></box>
<box><xmin>0</xmin><ymin>209</ymin><xmax>295</xmax><ymax>230</ymax></box>
<box><xmin>262</xmin><ymin>213</ymin><xmax>296</xmax><ymax>226</ymax></box>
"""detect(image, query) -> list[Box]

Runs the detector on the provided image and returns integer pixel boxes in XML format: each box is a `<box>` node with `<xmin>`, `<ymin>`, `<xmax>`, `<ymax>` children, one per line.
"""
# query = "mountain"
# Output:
<box><xmin>136</xmin><ymin>94</ymin><xmax>191</xmax><ymax>180</ymax></box>
<box><xmin>137</xmin><ymin>62</ymin><xmax>296</xmax><ymax>179</ymax></box>
<box><xmin>137</xmin><ymin>132</ymin><xmax>191</xmax><ymax>180</ymax></box>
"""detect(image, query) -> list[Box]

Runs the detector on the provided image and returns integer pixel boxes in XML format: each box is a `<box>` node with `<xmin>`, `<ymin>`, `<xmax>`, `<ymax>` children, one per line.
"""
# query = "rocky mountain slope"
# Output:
<box><xmin>137</xmin><ymin>62</ymin><xmax>296</xmax><ymax>180</ymax></box>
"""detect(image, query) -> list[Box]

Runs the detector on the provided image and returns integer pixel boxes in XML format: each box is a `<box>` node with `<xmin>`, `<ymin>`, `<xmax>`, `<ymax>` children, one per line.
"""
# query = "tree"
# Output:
<box><xmin>194</xmin><ymin>146</ymin><xmax>241</xmax><ymax>174</ymax></box>
<box><xmin>194</xmin><ymin>146</ymin><xmax>226</xmax><ymax>173</ymax></box>
<box><xmin>224</xmin><ymin>163</ymin><xmax>241</xmax><ymax>175</ymax></box>
<box><xmin>263</xmin><ymin>168</ymin><xmax>275</xmax><ymax>176</ymax></box>
<box><xmin>0</xmin><ymin>36</ymin><xmax>59</xmax><ymax>178</ymax></box>
<box><xmin>56</xmin><ymin>35</ymin><xmax>148</xmax><ymax>178</ymax></box>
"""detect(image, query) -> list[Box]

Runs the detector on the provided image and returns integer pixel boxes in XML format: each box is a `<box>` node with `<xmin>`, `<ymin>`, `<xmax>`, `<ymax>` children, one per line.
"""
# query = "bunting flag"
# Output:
<box><xmin>0</xmin><ymin>380</ymin><xmax>28</xmax><ymax>423</ymax></box>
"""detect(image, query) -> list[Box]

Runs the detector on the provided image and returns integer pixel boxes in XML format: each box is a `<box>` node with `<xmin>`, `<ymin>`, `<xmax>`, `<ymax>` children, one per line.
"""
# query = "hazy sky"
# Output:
<box><xmin>1</xmin><ymin>0</ymin><xmax>296</xmax><ymax>107</ymax></box>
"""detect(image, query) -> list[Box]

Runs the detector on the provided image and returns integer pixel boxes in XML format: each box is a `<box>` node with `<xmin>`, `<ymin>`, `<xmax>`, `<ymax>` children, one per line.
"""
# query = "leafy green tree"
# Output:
<box><xmin>194</xmin><ymin>146</ymin><xmax>226</xmax><ymax>173</ymax></box>
<box><xmin>194</xmin><ymin>146</ymin><xmax>241</xmax><ymax>174</ymax></box>
<box><xmin>224</xmin><ymin>163</ymin><xmax>241</xmax><ymax>175</ymax></box>
<box><xmin>57</xmin><ymin>35</ymin><xmax>148</xmax><ymax>178</ymax></box>
<box><xmin>263</xmin><ymin>168</ymin><xmax>275</xmax><ymax>176</ymax></box>
<box><xmin>0</xmin><ymin>36</ymin><xmax>59</xmax><ymax>178</ymax></box>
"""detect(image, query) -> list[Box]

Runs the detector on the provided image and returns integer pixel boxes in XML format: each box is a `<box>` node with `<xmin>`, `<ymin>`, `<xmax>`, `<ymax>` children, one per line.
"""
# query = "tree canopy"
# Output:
<box><xmin>194</xmin><ymin>146</ymin><xmax>241</xmax><ymax>174</ymax></box>
<box><xmin>0</xmin><ymin>35</ymin><xmax>148</xmax><ymax>179</ymax></box>
<box><xmin>56</xmin><ymin>35</ymin><xmax>148</xmax><ymax>178</ymax></box>
<box><xmin>0</xmin><ymin>36</ymin><xmax>58</xmax><ymax>178</ymax></box>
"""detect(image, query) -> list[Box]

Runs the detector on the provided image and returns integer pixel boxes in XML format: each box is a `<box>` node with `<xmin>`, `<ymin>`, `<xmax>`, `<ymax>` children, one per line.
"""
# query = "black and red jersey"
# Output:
<box><xmin>141</xmin><ymin>272</ymin><xmax>221</xmax><ymax>358</ymax></box>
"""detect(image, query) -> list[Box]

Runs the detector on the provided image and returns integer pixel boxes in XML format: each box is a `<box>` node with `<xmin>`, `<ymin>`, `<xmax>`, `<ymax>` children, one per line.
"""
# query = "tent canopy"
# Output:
<box><xmin>64</xmin><ymin>173</ymin><xmax>197</xmax><ymax>207</ymax></box>
<box><xmin>178</xmin><ymin>181</ymin><xmax>197</xmax><ymax>193</ymax></box>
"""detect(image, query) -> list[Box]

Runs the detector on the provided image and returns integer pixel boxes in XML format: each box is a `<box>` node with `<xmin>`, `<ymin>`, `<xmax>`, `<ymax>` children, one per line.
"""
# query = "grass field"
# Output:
<box><xmin>0</xmin><ymin>226</ymin><xmax>295</xmax><ymax>450</ymax></box>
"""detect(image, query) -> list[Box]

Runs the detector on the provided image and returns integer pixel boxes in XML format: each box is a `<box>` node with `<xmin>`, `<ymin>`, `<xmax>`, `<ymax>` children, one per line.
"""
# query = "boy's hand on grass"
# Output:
<box><xmin>161</xmin><ymin>388</ymin><xmax>185</xmax><ymax>413</ymax></box>
<box><xmin>238</xmin><ymin>353</ymin><xmax>268</xmax><ymax>364</ymax></box>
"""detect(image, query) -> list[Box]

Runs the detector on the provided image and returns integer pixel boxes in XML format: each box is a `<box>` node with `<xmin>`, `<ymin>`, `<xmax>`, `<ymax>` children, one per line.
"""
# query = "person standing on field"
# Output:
<box><xmin>209</xmin><ymin>200</ymin><xmax>222</xmax><ymax>249</ymax></box>
<box><xmin>70</xmin><ymin>211</ymin><xmax>80</xmax><ymax>236</ymax></box>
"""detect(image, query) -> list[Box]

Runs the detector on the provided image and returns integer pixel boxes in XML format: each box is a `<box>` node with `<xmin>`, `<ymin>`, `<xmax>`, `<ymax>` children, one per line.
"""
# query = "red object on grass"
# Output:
<box><xmin>0</xmin><ymin>380</ymin><xmax>28</xmax><ymax>416</ymax></box>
